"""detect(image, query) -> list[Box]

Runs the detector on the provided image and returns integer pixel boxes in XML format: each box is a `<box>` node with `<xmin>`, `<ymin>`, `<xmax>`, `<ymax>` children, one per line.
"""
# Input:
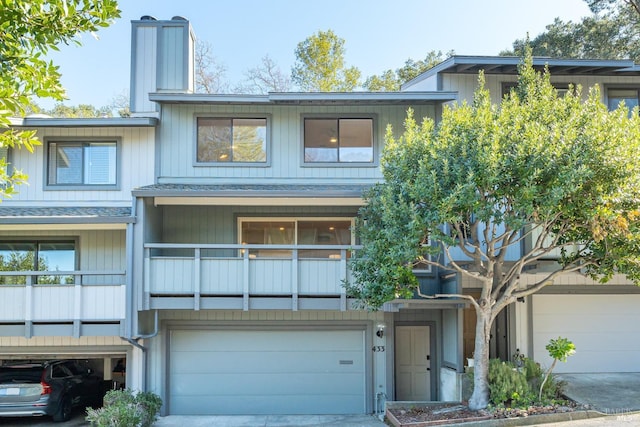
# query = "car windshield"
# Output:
<box><xmin>0</xmin><ymin>366</ymin><xmax>42</xmax><ymax>384</ymax></box>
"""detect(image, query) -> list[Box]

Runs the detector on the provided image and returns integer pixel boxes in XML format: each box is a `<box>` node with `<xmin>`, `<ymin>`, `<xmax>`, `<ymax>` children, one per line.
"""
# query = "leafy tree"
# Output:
<box><xmin>0</xmin><ymin>0</ymin><xmax>120</xmax><ymax>199</ymax></box>
<box><xmin>195</xmin><ymin>40</ymin><xmax>229</xmax><ymax>94</ymax></box>
<box><xmin>291</xmin><ymin>29</ymin><xmax>361</xmax><ymax>91</ymax></box>
<box><xmin>44</xmin><ymin>103</ymin><xmax>113</xmax><ymax>118</ymax></box>
<box><xmin>502</xmin><ymin>3</ymin><xmax>640</xmax><ymax>61</ymax></box>
<box><xmin>364</xmin><ymin>51</ymin><xmax>454</xmax><ymax>91</ymax></box>
<box><xmin>348</xmin><ymin>54</ymin><xmax>640</xmax><ymax>410</ymax></box>
<box><xmin>586</xmin><ymin>0</ymin><xmax>640</xmax><ymax>16</ymax></box>
<box><xmin>238</xmin><ymin>55</ymin><xmax>292</xmax><ymax>94</ymax></box>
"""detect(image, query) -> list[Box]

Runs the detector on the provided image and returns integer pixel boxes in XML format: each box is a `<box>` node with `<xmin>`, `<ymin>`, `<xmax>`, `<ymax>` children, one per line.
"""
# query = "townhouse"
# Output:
<box><xmin>403</xmin><ymin>56</ymin><xmax>640</xmax><ymax>373</ymax></box>
<box><xmin>1</xmin><ymin>16</ymin><xmax>639</xmax><ymax>417</ymax></box>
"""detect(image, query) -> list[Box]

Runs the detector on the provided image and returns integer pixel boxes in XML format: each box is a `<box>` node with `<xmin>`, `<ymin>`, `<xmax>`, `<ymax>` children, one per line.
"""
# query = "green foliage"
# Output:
<box><xmin>291</xmin><ymin>29</ymin><xmax>361</xmax><ymax>91</ymax></box>
<box><xmin>546</xmin><ymin>337</ymin><xmax>576</xmax><ymax>362</ymax></box>
<box><xmin>349</xmin><ymin>50</ymin><xmax>640</xmax><ymax>309</ymax></box>
<box><xmin>44</xmin><ymin>103</ymin><xmax>114</xmax><ymax>118</ymax></box>
<box><xmin>0</xmin><ymin>0</ymin><xmax>120</xmax><ymax>199</ymax></box>
<box><xmin>86</xmin><ymin>389</ymin><xmax>162</xmax><ymax>427</ymax></box>
<box><xmin>472</xmin><ymin>358</ymin><xmax>565</xmax><ymax>407</ymax></box>
<box><xmin>363</xmin><ymin>50</ymin><xmax>454</xmax><ymax>91</ymax></box>
<box><xmin>503</xmin><ymin>2</ymin><xmax>640</xmax><ymax>61</ymax></box>
<box><xmin>350</xmin><ymin>50</ymin><xmax>640</xmax><ymax>409</ymax></box>
<box><xmin>540</xmin><ymin>337</ymin><xmax>576</xmax><ymax>400</ymax></box>
<box><xmin>487</xmin><ymin>359</ymin><xmax>532</xmax><ymax>406</ymax></box>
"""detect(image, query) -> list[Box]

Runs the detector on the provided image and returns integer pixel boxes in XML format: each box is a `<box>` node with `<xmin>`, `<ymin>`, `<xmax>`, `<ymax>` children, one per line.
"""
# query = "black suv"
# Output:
<box><xmin>0</xmin><ymin>359</ymin><xmax>102</xmax><ymax>422</ymax></box>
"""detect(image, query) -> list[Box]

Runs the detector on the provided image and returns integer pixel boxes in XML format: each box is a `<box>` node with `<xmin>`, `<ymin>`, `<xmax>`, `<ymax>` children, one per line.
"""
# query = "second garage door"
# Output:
<box><xmin>533</xmin><ymin>294</ymin><xmax>640</xmax><ymax>373</ymax></box>
<box><xmin>168</xmin><ymin>328</ymin><xmax>366</xmax><ymax>415</ymax></box>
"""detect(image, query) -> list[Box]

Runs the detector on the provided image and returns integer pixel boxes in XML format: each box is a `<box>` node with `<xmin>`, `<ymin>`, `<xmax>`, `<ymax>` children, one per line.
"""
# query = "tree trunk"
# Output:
<box><xmin>468</xmin><ymin>305</ymin><xmax>492</xmax><ymax>410</ymax></box>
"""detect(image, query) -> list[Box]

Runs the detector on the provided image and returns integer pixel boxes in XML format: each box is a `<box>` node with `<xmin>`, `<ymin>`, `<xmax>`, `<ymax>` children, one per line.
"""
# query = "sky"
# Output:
<box><xmin>43</xmin><ymin>0</ymin><xmax>593</xmax><ymax>109</ymax></box>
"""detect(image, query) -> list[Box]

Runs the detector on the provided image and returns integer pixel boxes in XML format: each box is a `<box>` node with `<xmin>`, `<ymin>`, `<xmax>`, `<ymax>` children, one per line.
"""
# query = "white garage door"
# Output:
<box><xmin>533</xmin><ymin>294</ymin><xmax>640</xmax><ymax>373</ymax></box>
<box><xmin>169</xmin><ymin>328</ymin><xmax>366</xmax><ymax>415</ymax></box>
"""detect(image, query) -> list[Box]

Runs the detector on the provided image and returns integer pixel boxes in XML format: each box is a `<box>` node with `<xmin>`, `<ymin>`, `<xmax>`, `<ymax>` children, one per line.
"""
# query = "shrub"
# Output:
<box><xmin>86</xmin><ymin>389</ymin><xmax>162</xmax><ymax>427</ymax></box>
<box><xmin>468</xmin><ymin>356</ymin><xmax>567</xmax><ymax>408</ymax></box>
<box><xmin>487</xmin><ymin>359</ymin><xmax>532</xmax><ymax>406</ymax></box>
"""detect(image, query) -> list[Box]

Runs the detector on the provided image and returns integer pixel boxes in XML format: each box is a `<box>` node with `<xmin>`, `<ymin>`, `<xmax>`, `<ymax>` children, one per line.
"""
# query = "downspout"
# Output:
<box><xmin>121</xmin><ymin>196</ymin><xmax>160</xmax><ymax>390</ymax></box>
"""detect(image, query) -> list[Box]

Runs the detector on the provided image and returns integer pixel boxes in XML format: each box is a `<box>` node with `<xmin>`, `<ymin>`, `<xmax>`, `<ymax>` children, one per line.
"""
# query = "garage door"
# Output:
<box><xmin>533</xmin><ymin>295</ymin><xmax>640</xmax><ymax>373</ymax></box>
<box><xmin>168</xmin><ymin>329</ymin><xmax>366</xmax><ymax>415</ymax></box>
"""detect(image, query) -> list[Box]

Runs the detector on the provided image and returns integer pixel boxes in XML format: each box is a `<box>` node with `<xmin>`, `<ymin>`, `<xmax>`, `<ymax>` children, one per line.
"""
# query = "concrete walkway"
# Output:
<box><xmin>154</xmin><ymin>414</ymin><xmax>387</xmax><ymax>427</ymax></box>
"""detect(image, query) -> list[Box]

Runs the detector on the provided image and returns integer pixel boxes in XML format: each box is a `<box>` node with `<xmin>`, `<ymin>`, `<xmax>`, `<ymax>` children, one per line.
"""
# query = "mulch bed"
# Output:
<box><xmin>386</xmin><ymin>401</ymin><xmax>585</xmax><ymax>426</ymax></box>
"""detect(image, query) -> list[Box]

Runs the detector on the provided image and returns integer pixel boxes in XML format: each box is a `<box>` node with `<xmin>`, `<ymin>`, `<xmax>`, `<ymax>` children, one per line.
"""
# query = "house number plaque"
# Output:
<box><xmin>372</xmin><ymin>346</ymin><xmax>385</xmax><ymax>352</ymax></box>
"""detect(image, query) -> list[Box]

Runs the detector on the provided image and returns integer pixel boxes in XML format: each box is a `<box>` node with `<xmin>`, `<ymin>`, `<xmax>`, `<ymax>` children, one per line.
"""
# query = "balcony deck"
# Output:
<box><xmin>144</xmin><ymin>243</ymin><xmax>360</xmax><ymax>311</ymax></box>
<box><xmin>0</xmin><ymin>270</ymin><xmax>126</xmax><ymax>337</ymax></box>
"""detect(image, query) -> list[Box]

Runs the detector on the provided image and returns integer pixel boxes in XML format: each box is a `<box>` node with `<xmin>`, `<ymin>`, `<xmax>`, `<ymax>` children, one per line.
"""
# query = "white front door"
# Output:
<box><xmin>395</xmin><ymin>325</ymin><xmax>431</xmax><ymax>400</ymax></box>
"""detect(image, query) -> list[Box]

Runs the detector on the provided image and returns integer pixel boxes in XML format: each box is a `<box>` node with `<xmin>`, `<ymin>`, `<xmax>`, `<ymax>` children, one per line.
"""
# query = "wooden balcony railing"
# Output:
<box><xmin>143</xmin><ymin>243</ymin><xmax>360</xmax><ymax>311</ymax></box>
<box><xmin>0</xmin><ymin>270</ymin><xmax>126</xmax><ymax>323</ymax></box>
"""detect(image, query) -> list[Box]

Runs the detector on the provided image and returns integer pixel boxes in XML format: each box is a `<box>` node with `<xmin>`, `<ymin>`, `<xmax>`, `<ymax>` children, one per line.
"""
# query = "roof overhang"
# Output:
<box><xmin>133</xmin><ymin>184</ymin><xmax>370</xmax><ymax>207</ymax></box>
<box><xmin>0</xmin><ymin>207</ymin><xmax>133</xmax><ymax>231</ymax></box>
<box><xmin>402</xmin><ymin>55</ymin><xmax>640</xmax><ymax>90</ymax></box>
<box><xmin>9</xmin><ymin>117</ymin><xmax>158</xmax><ymax>128</ymax></box>
<box><xmin>148</xmin><ymin>91</ymin><xmax>458</xmax><ymax>106</ymax></box>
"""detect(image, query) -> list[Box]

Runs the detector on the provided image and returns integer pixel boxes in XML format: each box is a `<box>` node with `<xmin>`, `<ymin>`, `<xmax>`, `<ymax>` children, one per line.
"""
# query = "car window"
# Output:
<box><xmin>51</xmin><ymin>364</ymin><xmax>73</xmax><ymax>378</ymax></box>
<box><xmin>0</xmin><ymin>366</ymin><xmax>43</xmax><ymax>383</ymax></box>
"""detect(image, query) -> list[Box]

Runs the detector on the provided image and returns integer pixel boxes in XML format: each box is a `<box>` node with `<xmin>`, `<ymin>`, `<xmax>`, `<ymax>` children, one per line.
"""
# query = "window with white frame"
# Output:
<box><xmin>239</xmin><ymin>218</ymin><xmax>353</xmax><ymax>259</ymax></box>
<box><xmin>304</xmin><ymin>118</ymin><xmax>373</xmax><ymax>163</ymax></box>
<box><xmin>607</xmin><ymin>89</ymin><xmax>639</xmax><ymax>114</ymax></box>
<box><xmin>197</xmin><ymin>117</ymin><xmax>267</xmax><ymax>163</ymax></box>
<box><xmin>47</xmin><ymin>141</ymin><xmax>117</xmax><ymax>186</ymax></box>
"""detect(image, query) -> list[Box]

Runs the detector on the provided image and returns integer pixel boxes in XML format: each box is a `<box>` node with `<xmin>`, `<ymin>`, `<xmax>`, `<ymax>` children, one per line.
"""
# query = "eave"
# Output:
<box><xmin>148</xmin><ymin>91</ymin><xmax>458</xmax><ymax>106</ymax></box>
<box><xmin>133</xmin><ymin>183</ymin><xmax>370</xmax><ymax>207</ymax></box>
<box><xmin>9</xmin><ymin>117</ymin><xmax>158</xmax><ymax>128</ymax></box>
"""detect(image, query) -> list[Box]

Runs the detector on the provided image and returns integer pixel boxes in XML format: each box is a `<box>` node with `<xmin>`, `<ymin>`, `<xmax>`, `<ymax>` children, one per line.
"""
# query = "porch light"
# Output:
<box><xmin>376</xmin><ymin>323</ymin><xmax>386</xmax><ymax>338</ymax></box>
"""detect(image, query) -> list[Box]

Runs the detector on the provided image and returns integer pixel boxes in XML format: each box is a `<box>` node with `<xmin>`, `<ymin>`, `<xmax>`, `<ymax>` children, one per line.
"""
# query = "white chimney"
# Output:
<box><xmin>130</xmin><ymin>16</ymin><xmax>195</xmax><ymax>116</ymax></box>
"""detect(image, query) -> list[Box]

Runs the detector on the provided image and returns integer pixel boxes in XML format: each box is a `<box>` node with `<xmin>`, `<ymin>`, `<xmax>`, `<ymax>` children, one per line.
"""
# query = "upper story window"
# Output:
<box><xmin>304</xmin><ymin>117</ymin><xmax>374</xmax><ymax>164</ymax></box>
<box><xmin>197</xmin><ymin>117</ymin><xmax>267</xmax><ymax>163</ymax></box>
<box><xmin>607</xmin><ymin>89</ymin><xmax>639</xmax><ymax>113</ymax></box>
<box><xmin>47</xmin><ymin>140</ymin><xmax>117</xmax><ymax>187</ymax></box>
<box><xmin>0</xmin><ymin>240</ymin><xmax>76</xmax><ymax>285</ymax></box>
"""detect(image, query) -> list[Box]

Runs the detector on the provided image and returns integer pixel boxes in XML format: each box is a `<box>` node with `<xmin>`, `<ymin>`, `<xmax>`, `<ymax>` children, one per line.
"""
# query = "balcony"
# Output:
<box><xmin>143</xmin><ymin>243</ymin><xmax>360</xmax><ymax>311</ymax></box>
<box><xmin>0</xmin><ymin>270</ymin><xmax>126</xmax><ymax>337</ymax></box>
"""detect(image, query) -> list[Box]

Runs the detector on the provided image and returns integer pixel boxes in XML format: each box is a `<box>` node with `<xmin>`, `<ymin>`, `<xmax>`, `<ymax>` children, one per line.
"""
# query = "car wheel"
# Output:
<box><xmin>52</xmin><ymin>395</ymin><xmax>72</xmax><ymax>422</ymax></box>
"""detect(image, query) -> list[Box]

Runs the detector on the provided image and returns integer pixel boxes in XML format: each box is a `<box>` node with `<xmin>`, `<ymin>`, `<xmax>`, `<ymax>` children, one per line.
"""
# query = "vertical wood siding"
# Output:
<box><xmin>158</xmin><ymin>104</ymin><xmax>434</xmax><ymax>181</ymax></box>
<box><xmin>132</xmin><ymin>26</ymin><xmax>158</xmax><ymax>113</ymax></box>
<box><xmin>443</xmin><ymin>73</ymin><xmax>640</xmax><ymax>105</ymax></box>
<box><xmin>7</xmin><ymin>127</ymin><xmax>155</xmax><ymax>203</ymax></box>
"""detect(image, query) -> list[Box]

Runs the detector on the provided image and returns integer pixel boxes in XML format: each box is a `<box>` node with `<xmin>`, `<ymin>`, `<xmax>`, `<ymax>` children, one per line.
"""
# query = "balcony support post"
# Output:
<box><xmin>340</xmin><ymin>249</ymin><xmax>347</xmax><ymax>311</ymax></box>
<box><xmin>24</xmin><ymin>275</ymin><xmax>33</xmax><ymax>338</ymax></box>
<box><xmin>292</xmin><ymin>249</ymin><xmax>299</xmax><ymax>311</ymax></box>
<box><xmin>143</xmin><ymin>248</ymin><xmax>151</xmax><ymax>310</ymax></box>
<box><xmin>194</xmin><ymin>248</ymin><xmax>201</xmax><ymax>311</ymax></box>
<box><xmin>73</xmin><ymin>274</ymin><xmax>82</xmax><ymax>338</ymax></box>
<box><xmin>242</xmin><ymin>248</ymin><xmax>250</xmax><ymax>311</ymax></box>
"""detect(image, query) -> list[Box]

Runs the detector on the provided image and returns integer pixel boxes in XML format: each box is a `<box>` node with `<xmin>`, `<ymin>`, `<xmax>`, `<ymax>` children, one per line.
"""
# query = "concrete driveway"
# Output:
<box><xmin>558</xmin><ymin>372</ymin><xmax>640</xmax><ymax>414</ymax></box>
<box><xmin>0</xmin><ymin>407</ymin><xmax>88</xmax><ymax>427</ymax></box>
